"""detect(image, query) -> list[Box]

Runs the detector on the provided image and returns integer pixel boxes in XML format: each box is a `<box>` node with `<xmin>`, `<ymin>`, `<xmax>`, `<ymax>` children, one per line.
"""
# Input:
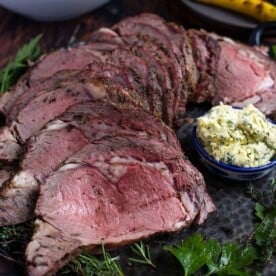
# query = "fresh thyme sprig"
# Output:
<box><xmin>0</xmin><ymin>220</ymin><xmax>34</xmax><ymax>266</ymax></box>
<box><xmin>0</xmin><ymin>221</ymin><xmax>33</xmax><ymax>250</ymax></box>
<box><xmin>60</xmin><ymin>243</ymin><xmax>124</xmax><ymax>276</ymax></box>
<box><xmin>128</xmin><ymin>241</ymin><xmax>156</xmax><ymax>268</ymax></box>
<box><xmin>0</xmin><ymin>34</ymin><xmax>42</xmax><ymax>94</ymax></box>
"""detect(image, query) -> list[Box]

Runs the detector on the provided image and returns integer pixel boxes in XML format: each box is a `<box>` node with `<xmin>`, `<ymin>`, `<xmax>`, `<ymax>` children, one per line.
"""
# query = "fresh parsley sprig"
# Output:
<box><xmin>164</xmin><ymin>232</ymin><xmax>257</xmax><ymax>276</ymax></box>
<box><xmin>249</xmin><ymin>179</ymin><xmax>276</xmax><ymax>268</ymax></box>
<box><xmin>165</xmin><ymin>179</ymin><xmax>275</xmax><ymax>276</ymax></box>
<box><xmin>0</xmin><ymin>34</ymin><xmax>42</xmax><ymax>94</ymax></box>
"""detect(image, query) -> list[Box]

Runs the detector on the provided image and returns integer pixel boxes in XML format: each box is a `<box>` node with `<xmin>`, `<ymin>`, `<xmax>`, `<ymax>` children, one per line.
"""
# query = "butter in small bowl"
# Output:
<box><xmin>192</xmin><ymin>103</ymin><xmax>276</xmax><ymax>181</ymax></box>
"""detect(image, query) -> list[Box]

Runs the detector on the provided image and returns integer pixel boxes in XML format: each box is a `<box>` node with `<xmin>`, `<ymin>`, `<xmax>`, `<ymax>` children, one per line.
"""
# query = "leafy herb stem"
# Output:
<box><xmin>60</xmin><ymin>243</ymin><xmax>124</xmax><ymax>276</ymax></box>
<box><xmin>0</xmin><ymin>34</ymin><xmax>42</xmax><ymax>94</ymax></box>
<box><xmin>101</xmin><ymin>243</ymin><xmax>124</xmax><ymax>276</ymax></box>
<box><xmin>128</xmin><ymin>241</ymin><xmax>156</xmax><ymax>268</ymax></box>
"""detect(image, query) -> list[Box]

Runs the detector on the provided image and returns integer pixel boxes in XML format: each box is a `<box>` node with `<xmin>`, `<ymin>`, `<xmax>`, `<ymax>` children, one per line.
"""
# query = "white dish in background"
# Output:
<box><xmin>0</xmin><ymin>0</ymin><xmax>110</xmax><ymax>21</ymax></box>
<box><xmin>181</xmin><ymin>0</ymin><xmax>258</xmax><ymax>29</ymax></box>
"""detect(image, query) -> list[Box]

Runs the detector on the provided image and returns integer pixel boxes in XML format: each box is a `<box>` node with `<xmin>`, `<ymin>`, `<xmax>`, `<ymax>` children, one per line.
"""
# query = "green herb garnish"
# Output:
<box><xmin>0</xmin><ymin>34</ymin><xmax>42</xmax><ymax>94</ymax></box>
<box><xmin>60</xmin><ymin>243</ymin><xmax>124</xmax><ymax>275</ymax></box>
<box><xmin>164</xmin><ymin>232</ymin><xmax>257</xmax><ymax>276</ymax></box>
<box><xmin>128</xmin><ymin>241</ymin><xmax>156</xmax><ymax>268</ymax></box>
<box><xmin>249</xmin><ymin>179</ymin><xmax>276</xmax><ymax>268</ymax></box>
<box><xmin>0</xmin><ymin>221</ymin><xmax>34</xmax><ymax>266</ymax></box>
<box><xmin>165</xmin><ymin>179</ymin><xmax>275</xmax><ymax>276</ymax></box>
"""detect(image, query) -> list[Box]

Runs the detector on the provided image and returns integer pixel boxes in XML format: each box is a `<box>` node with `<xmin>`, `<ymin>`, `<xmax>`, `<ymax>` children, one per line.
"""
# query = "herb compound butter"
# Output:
<box><xmin>196</xmin><ymin>104</ymin><xmax>276</xmax><ymax>167</ymax></box>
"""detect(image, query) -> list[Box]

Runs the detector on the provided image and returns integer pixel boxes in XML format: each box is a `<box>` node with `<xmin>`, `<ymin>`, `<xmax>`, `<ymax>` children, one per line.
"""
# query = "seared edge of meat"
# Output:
<box><xmin>0</xmin><ymin>171</ymin><xmax>38</xmax><ymax>226</ymax></box>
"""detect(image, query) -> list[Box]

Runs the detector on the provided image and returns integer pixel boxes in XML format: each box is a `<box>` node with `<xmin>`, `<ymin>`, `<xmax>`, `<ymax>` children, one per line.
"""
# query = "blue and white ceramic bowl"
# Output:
<box><xmin>192</xmin><ymin>126</ymin><xmax>276</xmax><ymax>181</ymax></box>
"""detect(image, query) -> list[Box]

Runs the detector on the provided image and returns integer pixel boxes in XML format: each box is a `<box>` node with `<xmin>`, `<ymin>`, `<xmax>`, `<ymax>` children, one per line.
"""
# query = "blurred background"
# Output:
<box><xmin>0</xmin><ymin>0</ymin><xmax>265</xmax><ymax>69</ymax></box>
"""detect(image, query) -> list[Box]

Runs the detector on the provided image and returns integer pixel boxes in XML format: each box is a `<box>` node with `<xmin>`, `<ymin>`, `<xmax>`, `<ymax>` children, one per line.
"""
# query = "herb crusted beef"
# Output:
<box><xmin>0</xmin><ymin>13</ymin><xmax>275</xmax><ymax>276</ymax></box>
<box><xmin>26</xmin><ymin>122</ymin><xmax>213</xmax><ymax>275</ymax></box>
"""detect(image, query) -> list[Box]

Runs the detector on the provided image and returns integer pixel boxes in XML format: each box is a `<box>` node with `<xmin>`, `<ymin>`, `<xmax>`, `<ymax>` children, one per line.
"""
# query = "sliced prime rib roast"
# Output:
<box><xmin>0</xmin><ymin>72</ymin><xmax>146</xmax><ymax>163</ymax></box>
<box><xmin>0</xmin><ymin>85</ymin><xmax>95</xmax><ymax>162</ymax></box>
<box><xmin>0</xmin><ymin>13</ymin><xmax>275</xmax><ymax>124</ymax></box>
<box><xmin>0</xmin><ymin>44</ymin><xmax>104</xmax><ymax>120</ymax></box>
<box><xmin>0</xmin><ymin>12</ymin><xmax>275</xmax><ymax>275</ymax></box>
<box><xmin>2</xmin><ymin>101</ymin><xmax>215</xmax><ymax>274</ymax></box>
<box><xmin>186</xmin><ymin>29</ymin><xmax>276</xmax><ymax>117</ymax></box>
<box><xmin>113</xmin><ymin>19</ymin><xmax>183</xmax><ymax>126</ymax></box>
<box><xmin>0</xmin><ymin>127</ymin><xmax>22</xmax><ymax>162</ymax></box>
<box><xmin>0</xmin><ymin>25</ymin><xmax>182</xmax><ymax>162</ymax></box>
<box><xmin>0</xmin><ymin>125</ymin><xmax>90</xmax><ymax>226</ymax></box>
<box><xmin>0</xmin><ymin>41</ymin><xmax>123</xmax><ymax>125</ymax></box>
<box><xmin>0</xmin><ymin>101</ymin><xmax>180</xmax><ymax>226</ymax></box>
<box><xmin>210</xmin><ymin>32</ymin><xmax>276</xmax><ymax>118</ymax></box>
<box><xmin>112</xmin><ymin>13</ymin><xmax>197</xmax><ymax>118</ymax></box>
<box><xmin>0</xmin><ymin>44</ymin><xmax>106</xmax><ymax>162</ymax></box>
<box><xmin>186</xmin><ymin>29</ymin><xmax>220</xmax><ymax>103</ymax></box>
<box><xmin>26</xmin><ymin>133</ymin><xmax>214</xmax><ymax>275</ymax></box>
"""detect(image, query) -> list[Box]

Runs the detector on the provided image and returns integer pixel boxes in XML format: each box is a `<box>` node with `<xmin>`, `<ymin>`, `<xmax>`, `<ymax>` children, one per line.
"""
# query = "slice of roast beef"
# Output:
<box><xmin>1</xmin><ymin>77</ymin><xmax>142</xmax><ymax>164</ymax></box>
<box><xmin>10</xmin><ymin>85</ymin><xmax>96</xmax><ymax>144</ymax></box>
<box><xmin>0</xmin><ymin>171</ymin><xmax>38</xmax><ymax>225</ymax></box>
<box><xmin>137</xmin><ymin>38</ymin><xmax>181</xmax><ymax>126</ymax></box>
<box><xmin>26</xmin><ymin>134</ymin><xmax>215</xmax><ymax>275</ymax></box>
<box><xmin>254</xmin><ymin>90</ymin><xmax>276</xmax><ymax>120</ymax></box>
<box><xmin>6</xmin><ymin>70</ymin><xmax>79</xmax><ymax>124</ymax></box>
<box><xmin>210</xmin><ymin>34</ymin><xmax>276</xmax><ymax>117</ymax></box>
<box><xmin>0</xmin><ymin>46</ymin><xmax>99</xmax><ymax>121</ymax></box>
<box><xmin>121</xmin><ymin>36</ymin><xmax>180</xmax><ymax>126</ymax></box>
<box><xmin>26</xmin><ymin>220</ymin><xmax>82</xmax><ymax>276</ymax></box>
<box><xmin>61</xmin><ymin>136</ymin><xmax>214</xmax><ymax>224</ymax></box>
<box><xmin>115</xmin><ymin>13</ymin><xmax>183</xmax><ymax>66</ymax></box>
<box><xmin>186</xmin><ymin>29</ymin><xmax>220</xmax><ymax>103</ymax></box>
<box><xmin>0</xmin><ymin>123</ymin><xmax>89</xmax><ymax>226</ymax></box>
<box><xmin>106</xmin><ymin>47</ymin><xmax>153</xmax><ymax>109</ymax></box>
<box><xmin>11</xmin><ymin>78</ymin><xmax>140</xmax><ymax>144</ymax></box>
<box><xmin>84</xmin><ymin>62</ymin><xmax>148</xmax><ymax>104</ymax></box>
<box><xmin>125</xmin><ymin>43</ymin><xmax>170</xmax><ymax>122</ymax></box>
<box><xmin>57</xmin><ymin>101</ymin><xmax>178</xmax><ymax>148</ymax></box>
<box><xmin>0</xmin><ymin>76</ymin><xmax>31</xmax><ymax>124</ymax></box>
<box><xmin>165</xmin><ymin>22</ymin><xmax>198</xmax><ymax>117</ymax></box>
<box><xmin>21</xmin><ymin>123</ymin><xmax>89</xmax><ymax>182</ymax></box>
<box><xmin>89</xmin><ymin>29</ymin><xmax>161</xmax><ymax>115</ymax></box>
<box><xmin>6</xmin><ymin>58</ymin><xmax>149</xmax><ymax>125</ymax></box>
<box><xmin>0</xmin><ymin>42</ymin><xmax>114</xmax><ymax>122</ymax></box>
<box><xmin>29</xmin><ymin>45</ymin><xmax>103</xmax><ymax>82</ymax></box>
<box><xmin>116</xmin><ymin>13</ymin><xmax>194</xmax><ymax>116</ymax></box>
<box><xmin>0</xmin><ymin>127</ymin><xmax>22</xmax><ymax>162</ymax></box>
<box><xmin>113</xmin><ymin>18</ymin><xmax>183</xmax><ymax>126</ymax></box>
<box><xmin>0</xmin><ymin>167</ymin><xmax>14</xmax><ymax>190</ymax></box>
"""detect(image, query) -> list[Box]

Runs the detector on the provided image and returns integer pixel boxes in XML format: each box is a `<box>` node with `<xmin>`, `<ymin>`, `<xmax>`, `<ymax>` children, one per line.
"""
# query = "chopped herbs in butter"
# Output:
<box><xmin>196</xmin><ymin>103</ymin><xmax>276</xmax><ymax>167</ymax></box>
